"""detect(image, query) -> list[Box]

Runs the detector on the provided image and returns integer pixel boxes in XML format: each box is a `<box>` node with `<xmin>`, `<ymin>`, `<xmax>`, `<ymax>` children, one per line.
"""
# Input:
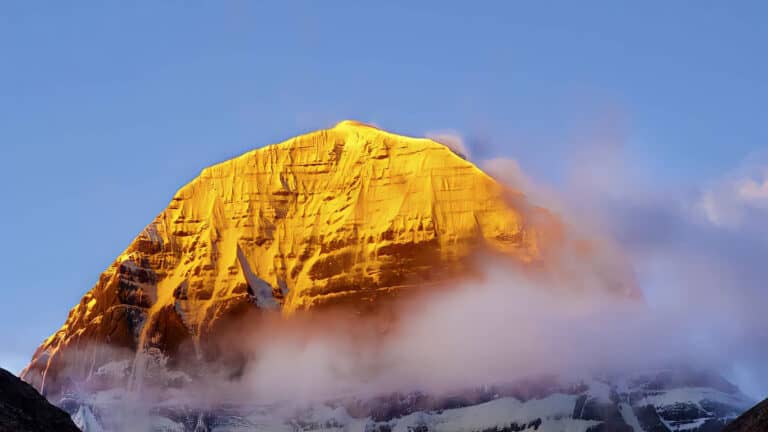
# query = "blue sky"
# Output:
<box><xmin>1</xmin><ymin>2</ymin><xmax>767</xmax><ymax>395</ymax></box>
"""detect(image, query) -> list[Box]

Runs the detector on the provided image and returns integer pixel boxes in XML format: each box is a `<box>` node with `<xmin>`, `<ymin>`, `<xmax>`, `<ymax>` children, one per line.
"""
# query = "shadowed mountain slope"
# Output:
<box><xmin>0</xmin><ymin>368</ymin><xmax>80</xmax><ymax>432</ymax></box>
<box><xmin>723</xmin><ymin>398</ymin><xmax>768</xmax><ymax>432</ymax></box>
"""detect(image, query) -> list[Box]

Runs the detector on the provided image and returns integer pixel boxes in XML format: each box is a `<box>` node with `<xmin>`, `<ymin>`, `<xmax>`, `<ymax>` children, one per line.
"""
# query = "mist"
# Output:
<box><xmin>482</xmin><ymin>141</ymin><xmax>768</xmax><ymax>400</ymax></box>
<box><xmin>150</xmin><ymin>255</ymin><xmax>734</xmax><ymax>411</ymax></box>
<box><xmin>58</xmin><ymin>131</ymin><xmax>768</xmax><ymax>430</ymax></box>
<box><xmin>216</xmin><ymin>131</ymin><xmax>768</xmax><ymax>405</ymax></box>
<box><xmin>114</xmin><ymin>134</ymin><xmax>768</xmax><ymax>412</ymax></box>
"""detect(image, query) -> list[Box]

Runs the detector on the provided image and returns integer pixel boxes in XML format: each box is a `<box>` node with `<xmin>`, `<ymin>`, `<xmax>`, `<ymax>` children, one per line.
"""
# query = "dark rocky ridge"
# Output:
<box><xmin>723</xmin><ymin>398</ymin><xmax>768</xmax><ymax>432</ymax></box>
<box><xmin>0</xmin><ymin>368</ymin><xmax>80</xmax><ymax>432</ymax></box>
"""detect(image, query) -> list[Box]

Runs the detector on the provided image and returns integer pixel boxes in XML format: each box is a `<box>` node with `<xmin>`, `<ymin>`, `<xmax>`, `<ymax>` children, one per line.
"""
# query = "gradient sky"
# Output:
<box><xmin>1</xmin><ymin>2</ymin><xmax>767</xmax><ymax>393</ymax></box>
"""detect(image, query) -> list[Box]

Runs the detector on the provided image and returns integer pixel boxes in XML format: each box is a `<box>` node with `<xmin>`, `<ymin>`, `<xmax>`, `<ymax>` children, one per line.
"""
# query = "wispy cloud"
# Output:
<box><xmin>427</xmin><ymin>131</ymin><xmax>471</xmax><ymax>160</ymax></box>
<box><xmin>697</xmin><ymin>162</ymin><xmax>768</xmax><ymax>228</ymax></box>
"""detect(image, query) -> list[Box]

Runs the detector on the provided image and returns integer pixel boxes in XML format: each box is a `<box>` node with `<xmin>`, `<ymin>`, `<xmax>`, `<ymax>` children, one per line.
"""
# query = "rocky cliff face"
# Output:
<box><xmin>23</xmin><ymin>121</ymin><xmax>593</xmax><ymax>397</ymax></box>
<box><xmin>0</xmin><ymin>368</ymin><xmax>80</xmax><ymax>432</ymax></box>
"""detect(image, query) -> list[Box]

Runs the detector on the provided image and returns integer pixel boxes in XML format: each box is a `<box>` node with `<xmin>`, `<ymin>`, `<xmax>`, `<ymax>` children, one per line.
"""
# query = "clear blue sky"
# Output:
<box><xmin>1</xmin><ymin>1</ymin><xmax>766</xmax><ymax>382</ymax></box>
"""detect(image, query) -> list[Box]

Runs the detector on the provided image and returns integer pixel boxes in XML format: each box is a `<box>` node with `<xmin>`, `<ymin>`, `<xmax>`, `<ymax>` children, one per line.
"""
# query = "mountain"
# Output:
<box><xmin>23</xmin><ymin>120</ymin><xmax>575</xmax><ymax>397</ymax></box>
<box><xmin>0</xmin><ymin>368</ymin><xmax>80</xmax><ymax>432</ymax></box>
<box><xmin>19</xmin><ymin>121</ymin><xmax>745</xmax><ymax>432</ymax></box>
<box><xmin>723</xmin><ymin>398</ymin><xmax>768</xmax><ymax>432</ymax></box>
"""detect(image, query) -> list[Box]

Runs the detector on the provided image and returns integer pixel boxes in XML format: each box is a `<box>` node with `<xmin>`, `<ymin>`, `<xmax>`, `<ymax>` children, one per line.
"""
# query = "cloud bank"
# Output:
<box><xmin>480</xmin><ymin>147</ymin><xmax>768</xmax><ymax>400</ymax></box>
<box><xmin>57</xmin><ymin>126</ymin><xmax>768</xmax><ymax>419</ymax></box>
<box><xmin>106</xmin><ymin>131</ymin><xmax>768</xmax><ymax>410</ymax></box>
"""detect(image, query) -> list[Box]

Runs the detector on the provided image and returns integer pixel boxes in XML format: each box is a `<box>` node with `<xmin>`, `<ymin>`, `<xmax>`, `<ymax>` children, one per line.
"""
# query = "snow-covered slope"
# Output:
<box><xmin>55</xmin><ymin>367</ymin><xmax>752</xmax><ymax>432</ymax></box>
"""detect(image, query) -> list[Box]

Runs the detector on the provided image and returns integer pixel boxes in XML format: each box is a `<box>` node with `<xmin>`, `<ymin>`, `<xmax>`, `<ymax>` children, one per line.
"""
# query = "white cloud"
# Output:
<box><xmin>737</xmin><ymin>177</ymin><xmax>768</xmax><ymax>204</ymax></box>
<box><xmin>427</xmin><ymin>131</ymin><xmax>471</xmax><ymax>159</ymax></box>
<box><xmin>699</xmin><ymin>188</ymin><xmax>741</xmax><ymax>227</ymax></box>
<box><xmin>697</xmin><ymin>165</ymin><xmax>768</xmax><ymax>228</ymax></box>
<box><xmin>481</xmin><ymin>145</ymin><xmax>768</xmax><ymax>400</ymax></box>
<box><xmin>481</xmin><ymin>157</ymin><xmax>563</xmax><ymax>211</ymax></box>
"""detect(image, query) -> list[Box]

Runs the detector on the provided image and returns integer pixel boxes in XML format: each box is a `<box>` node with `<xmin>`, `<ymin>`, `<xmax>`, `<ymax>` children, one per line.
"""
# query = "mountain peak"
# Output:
<box><xmin>332</xmin><ymin>119</ymin><xmax>380</xmax><ymax>130</ymax></box>
<box><xmin>23</xmin><ymin>124</ymin><xmax>550</xmax><ymax>396</ymax></box>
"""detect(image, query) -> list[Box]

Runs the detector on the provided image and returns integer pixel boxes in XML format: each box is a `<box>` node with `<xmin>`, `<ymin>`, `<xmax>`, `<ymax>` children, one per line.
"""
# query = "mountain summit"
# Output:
<box><xmin>23</xmin><ymin>121</ymin><xmax>557</xmax><ymax>396</ymax></box>
<box><xmin>20</xmin><ymin>122</ymin><xmax>750</xmax><ymax>432</ymax></box>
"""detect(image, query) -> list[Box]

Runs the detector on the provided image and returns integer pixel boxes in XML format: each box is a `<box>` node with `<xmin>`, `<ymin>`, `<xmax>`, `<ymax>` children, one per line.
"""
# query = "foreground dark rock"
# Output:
<box><xmin>0</xmin><ymin>368</ymin><xmax>80</xmax><ymax>432</ymax></box>
<box><xmin>723</xmin><ymin>398</ymin><xmax>768</xmax><ymax>432</ymax></box>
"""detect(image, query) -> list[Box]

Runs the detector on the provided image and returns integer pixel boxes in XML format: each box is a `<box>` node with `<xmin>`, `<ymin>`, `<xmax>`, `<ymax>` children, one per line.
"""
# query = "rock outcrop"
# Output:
<box><xmin>723</xmin><ymin>398</ymin><xmax>768</xmax><ymax>432</ymax></box>
<box><xmin>0</xmin><ymin>368</ymin><xmax>80</xmax><ymax>432</ymax></box>
<box><xmin>22</xmin><ymin>120</ymin><xmax>634</xmax><ymax>397</ymax></box>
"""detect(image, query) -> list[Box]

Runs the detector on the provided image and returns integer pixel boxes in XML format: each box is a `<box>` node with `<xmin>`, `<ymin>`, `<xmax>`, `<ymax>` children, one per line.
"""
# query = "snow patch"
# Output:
<box><xmin>389</xmin><ymin>394</ymin><xmax>583</xmax><ymax>432</ymax></box>
<box><xmin>95</xmin><ymin>360</ymin><xmax>131</xmax><ymax>379</ymax></box>
<box><xmin>618</xmin><ymin>402</ymin><xmax>644</xmax><ymax>432</ymax></box>
<box><xmin>72</xmin><ymin>405</ymin><xmax>103</xmax><ymax>432</ymax></box>
<box><xmin>237</xmin><ymin>245</ymin><xmax>278</xmax><ymax>309</ymax></box>
<box><xmin>150</xmin><ymin>416</ymin><xmax>186</xmax><ymax>432</ymax></box>
<box><xmin>637</xmin><ymin>386</ymin><xmax>753</xmax><ymax>411</ymax></box>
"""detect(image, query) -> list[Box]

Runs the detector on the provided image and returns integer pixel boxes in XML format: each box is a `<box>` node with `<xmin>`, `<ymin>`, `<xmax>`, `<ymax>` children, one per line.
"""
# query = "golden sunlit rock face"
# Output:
<box><xmin>23</xmin><ymin>121</ymin><xmax>548</xmax><ymax>394</ymax></box>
